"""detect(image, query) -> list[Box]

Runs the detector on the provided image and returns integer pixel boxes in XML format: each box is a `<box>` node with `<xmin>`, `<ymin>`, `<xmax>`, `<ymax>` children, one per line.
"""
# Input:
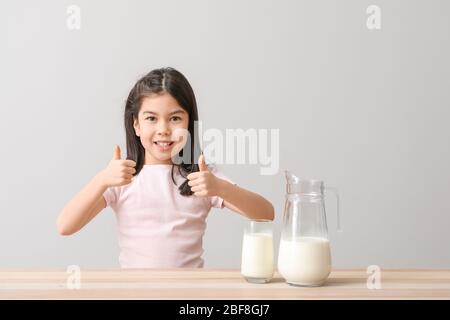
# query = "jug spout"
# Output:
<box><xmin>285</xmin><ymin>170</ymin><xmax>300</xmax><ymax>184</ymax></box>
<box><xmin>285</xmin><ymin>171</ymin><xmax>302</xmax><ymax>194</ymax></box>
<box><xmin>285</xmin><ymin>171</ymin><xmax>324</xmax><ymax>195</ymax></box>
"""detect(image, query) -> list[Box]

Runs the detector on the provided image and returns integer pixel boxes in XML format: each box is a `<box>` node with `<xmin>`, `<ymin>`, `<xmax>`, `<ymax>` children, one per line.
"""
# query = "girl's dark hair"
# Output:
<box><xmin>124</xmin><ymin>67</ymin><xmax>202</xmax><ymax>196</ymax></box>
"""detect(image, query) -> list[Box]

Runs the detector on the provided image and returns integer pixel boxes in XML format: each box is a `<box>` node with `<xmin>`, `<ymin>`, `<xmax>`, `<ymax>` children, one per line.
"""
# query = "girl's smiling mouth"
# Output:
<box><xmin>154</xmin><ymin>140</ymin><xmax>175</xmax><ymax>152</ymax></box>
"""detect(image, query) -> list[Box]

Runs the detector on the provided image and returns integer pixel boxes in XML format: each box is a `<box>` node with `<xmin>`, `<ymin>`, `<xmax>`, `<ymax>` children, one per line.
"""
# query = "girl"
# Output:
<box><xmin>57</xmin><ymin>67</ymin><xmax>274</xmax><ymax>268</ymax></box>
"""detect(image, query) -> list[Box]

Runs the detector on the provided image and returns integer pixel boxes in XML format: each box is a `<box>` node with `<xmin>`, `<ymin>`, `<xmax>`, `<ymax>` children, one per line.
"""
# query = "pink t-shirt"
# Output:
<box><xmin>103</xmin><ymin>164</ymin><xmax>235</xmax><ymax>269</ymax></box>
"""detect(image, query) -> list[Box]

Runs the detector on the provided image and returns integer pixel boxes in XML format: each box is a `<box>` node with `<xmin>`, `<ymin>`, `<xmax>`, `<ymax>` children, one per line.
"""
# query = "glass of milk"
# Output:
<box><xmin>241</xmin><ymin>219</ymin><xmax>274</xmax><ymax>283</ymax></box>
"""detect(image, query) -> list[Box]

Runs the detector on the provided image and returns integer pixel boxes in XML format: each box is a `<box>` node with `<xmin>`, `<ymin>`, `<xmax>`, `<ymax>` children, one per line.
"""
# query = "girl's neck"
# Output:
<box><xmin>143</xmin><ymin>151</ymin><xmax>174</xmax><ymax>166</ymax></box>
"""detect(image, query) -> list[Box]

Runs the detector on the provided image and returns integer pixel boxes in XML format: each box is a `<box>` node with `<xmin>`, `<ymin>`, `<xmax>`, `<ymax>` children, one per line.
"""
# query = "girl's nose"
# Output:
<box><xmin>156</xmin><ymin>120</ymin><xmax>171</xmax><ymax>136</ymax></box>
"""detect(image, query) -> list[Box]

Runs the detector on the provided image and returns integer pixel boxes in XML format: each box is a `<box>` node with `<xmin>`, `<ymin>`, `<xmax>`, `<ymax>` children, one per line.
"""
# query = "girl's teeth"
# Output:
<box><xmin>156</xmin><ymin>142</ymin><xmax>172</xmax><ymax>146</ymax></box>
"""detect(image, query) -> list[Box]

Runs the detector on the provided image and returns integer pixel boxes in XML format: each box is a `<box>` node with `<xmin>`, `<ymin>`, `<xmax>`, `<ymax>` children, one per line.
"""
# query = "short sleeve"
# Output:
<box><xmin>103</xmin><ymin>186</ymin><xmax>118</xmax><ymax>208</ymax></box>
<box><xmin>209</xmin><ymin>165</ymin><xmax>237</xmax><ymax>209</ymax></box>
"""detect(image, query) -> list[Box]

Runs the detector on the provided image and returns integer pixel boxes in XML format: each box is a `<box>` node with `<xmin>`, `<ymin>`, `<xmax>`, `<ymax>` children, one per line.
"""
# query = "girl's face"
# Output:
<box><xmin>133</xmin><ymin>92</ymin><xmax>189</xmax><ymax>165</ymax></box>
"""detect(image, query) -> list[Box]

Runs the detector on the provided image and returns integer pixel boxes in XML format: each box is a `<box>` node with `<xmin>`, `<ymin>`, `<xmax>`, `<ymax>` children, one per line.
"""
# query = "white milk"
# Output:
<box><xmin>241</xmin><ymin>233</ymin><xmax>274</xmax><ymax>280</ymax></box>
<box><xmin>278</xmin><ymin>236</ymin><xmax>331</xmax><ymax>286</ymax></box>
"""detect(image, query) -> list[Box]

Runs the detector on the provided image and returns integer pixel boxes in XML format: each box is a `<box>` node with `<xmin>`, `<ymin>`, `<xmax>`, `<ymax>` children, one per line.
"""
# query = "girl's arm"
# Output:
<box><xmin>218</xmin><ymin>180</ymin><xmax>275</xmax><ymax>221</ymax></box>
<box><xmin>56</xmin><ymin>173</ymin><xmax>108</xmax><ymax>235</ymax></box>
<box><xmin>57</xmin><ymin>145</ymin><xmax>136</xmax><ymax>235</ymax></box>
<box><xmin>187</xmin><ymin>155</ymin><xmax>275</xmax><ymax>221</ymax></box>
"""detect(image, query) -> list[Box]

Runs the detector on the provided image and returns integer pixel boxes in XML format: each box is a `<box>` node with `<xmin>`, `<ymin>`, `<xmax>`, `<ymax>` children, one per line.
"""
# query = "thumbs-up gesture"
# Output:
<box><xmin>187</xmin><ymin>154</ymin><xmax>222</xmax><ymax>197</ymax></box>
<box><xmin>99</xmin><ymin>145</ymin><xmax>137</xmax><ymax>187</ymax></box>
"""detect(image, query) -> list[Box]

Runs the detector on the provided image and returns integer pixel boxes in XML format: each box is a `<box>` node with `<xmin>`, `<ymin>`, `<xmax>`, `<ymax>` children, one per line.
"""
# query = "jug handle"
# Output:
<box><xmin>324</xmin><ymin>187</ymin><xmax>342</xmax><ymax>232</ymax></box>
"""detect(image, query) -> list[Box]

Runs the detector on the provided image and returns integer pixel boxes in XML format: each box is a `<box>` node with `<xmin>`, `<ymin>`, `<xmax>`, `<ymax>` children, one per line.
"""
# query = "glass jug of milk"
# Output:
<box><xmin>241</xmin><ymin>219</ymin><xmax>274</xmax><ymax>283</ymax></box>
<box><xmin>278</xmin><ymin>171</ymin><xmax>341</xmax><ymax>287</ymax></box>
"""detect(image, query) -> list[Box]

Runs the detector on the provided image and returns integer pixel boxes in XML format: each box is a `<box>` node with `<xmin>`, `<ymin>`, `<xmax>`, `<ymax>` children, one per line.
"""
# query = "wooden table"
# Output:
<box><xmin>1</xmin><ymin>269</ymin><xmax>449</xmax><ymax>299</ymax></box>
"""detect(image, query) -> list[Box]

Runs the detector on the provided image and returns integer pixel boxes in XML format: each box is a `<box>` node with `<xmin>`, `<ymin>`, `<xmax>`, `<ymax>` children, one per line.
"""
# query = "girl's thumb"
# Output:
<box><xmin>113</xmin><ymin>145</ymin><xmax>121</xmax><ymax>160</ymax></box>
<box><xmin>198</xmin><ymin>154</ymin><xmax>208</xmax><ymax>172</ymax></box>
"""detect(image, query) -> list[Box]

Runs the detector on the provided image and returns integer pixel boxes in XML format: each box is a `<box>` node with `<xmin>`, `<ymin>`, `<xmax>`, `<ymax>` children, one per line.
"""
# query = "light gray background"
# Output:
<box><xmin>1</xmin><ymin>0</ymin><xmax>449</xmax><ymax>269</ymax></box>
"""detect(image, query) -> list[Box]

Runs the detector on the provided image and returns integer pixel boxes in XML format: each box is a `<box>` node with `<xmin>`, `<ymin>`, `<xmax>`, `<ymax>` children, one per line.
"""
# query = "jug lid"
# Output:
<box><xmin>285</xmin><ymin>171</ymin><xmax>324</xmax><ymax>194</ymax></box>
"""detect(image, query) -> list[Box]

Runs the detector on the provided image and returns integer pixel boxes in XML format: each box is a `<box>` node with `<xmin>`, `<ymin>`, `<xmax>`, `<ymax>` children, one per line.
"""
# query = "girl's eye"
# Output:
<box><xmin>145</xmin><ymin>116</ymin><xmax>182</xmax><ymax>122</ymax></box>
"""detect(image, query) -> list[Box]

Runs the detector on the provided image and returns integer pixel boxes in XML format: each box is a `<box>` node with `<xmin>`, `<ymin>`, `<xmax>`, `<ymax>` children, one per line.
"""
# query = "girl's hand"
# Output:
<box><xmin>187</xmin><ymin>155</ymin><xmax>223</xmax><ymax>197</ymax></box>
<box><xmin>99</xmin><ymin>145</ymin><xmax>136</xmax><ymax>188</ymax></box>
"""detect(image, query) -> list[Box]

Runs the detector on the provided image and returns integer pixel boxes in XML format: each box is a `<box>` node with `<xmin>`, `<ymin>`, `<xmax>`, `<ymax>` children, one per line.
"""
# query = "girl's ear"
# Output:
<box><xmin>133</xmin><ymin>118</ymin><xmax>140</xmax><ymax>137</ymax></box>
